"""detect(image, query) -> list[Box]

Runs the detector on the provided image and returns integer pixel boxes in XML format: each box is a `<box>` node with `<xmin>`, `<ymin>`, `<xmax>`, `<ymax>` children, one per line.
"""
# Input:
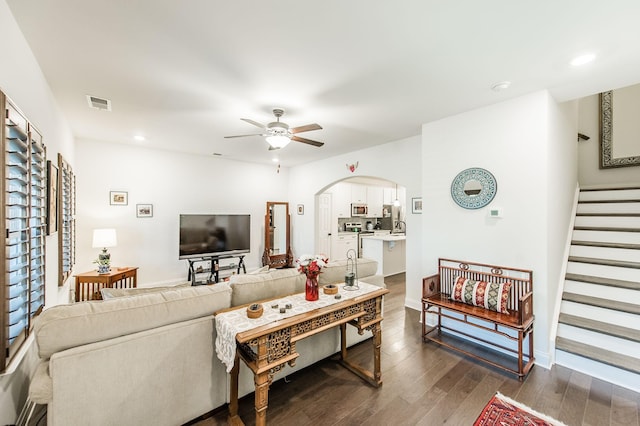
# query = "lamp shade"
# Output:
<box><xmin>92</xmin><ymin>228</ymin><xmax>117</xmax><ymax>248</ymax></box>
<box><xmin>265</xmin><ymin>134</ymin><xmax>291</xmax><ymax>149</ymax></box>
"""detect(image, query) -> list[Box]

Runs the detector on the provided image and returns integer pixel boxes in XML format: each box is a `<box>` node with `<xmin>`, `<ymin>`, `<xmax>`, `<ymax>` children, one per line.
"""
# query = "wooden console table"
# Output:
<box><xmin>215</xmin><ymin>283</ymin><xmax>389</xmax><ymax>426</ymax></box>
<box><xmin>74</xmin><ymin>267</ymin><xmax>138</xmax><ymax>302</ymax></box>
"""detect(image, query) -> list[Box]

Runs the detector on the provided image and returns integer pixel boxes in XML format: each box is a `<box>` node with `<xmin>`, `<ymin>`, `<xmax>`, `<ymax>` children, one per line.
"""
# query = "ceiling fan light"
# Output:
<box><xmin>265</xmin><ymin>134</ymin><xmax>291</xmax><ymax>149</ymax></box>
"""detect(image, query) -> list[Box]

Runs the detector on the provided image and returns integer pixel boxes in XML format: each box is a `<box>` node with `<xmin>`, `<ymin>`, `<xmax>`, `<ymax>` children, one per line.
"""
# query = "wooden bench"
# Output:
<box><xmin>422</xmin><ymin>258</ymin><xmax>534</xmax><ymax>380</ymax></box>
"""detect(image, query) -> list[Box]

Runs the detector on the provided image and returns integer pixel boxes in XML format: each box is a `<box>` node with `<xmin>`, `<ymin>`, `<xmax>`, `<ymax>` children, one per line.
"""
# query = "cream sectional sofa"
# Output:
<box><xmin>29</xmin><ymin>258</ymin><xmax>384</xmax><ymax>426</ymax></box>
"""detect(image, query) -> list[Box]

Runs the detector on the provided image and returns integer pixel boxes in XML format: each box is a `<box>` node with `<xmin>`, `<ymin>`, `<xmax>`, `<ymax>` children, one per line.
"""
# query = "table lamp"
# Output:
<box><xmin>92</xmin><ymin>228</ymin><xmax>117</xmax><ymax>274</ymax></box>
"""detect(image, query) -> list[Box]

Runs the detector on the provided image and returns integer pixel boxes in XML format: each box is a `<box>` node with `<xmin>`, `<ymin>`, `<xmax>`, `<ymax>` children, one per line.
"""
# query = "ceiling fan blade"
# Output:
<box><xmin>240</xmin><ymin>118</ymin><xmax>266</xmax><ymax>129</ymax></box>
<box><xmin>224</xmin><ymin>133</ymin><xmax>265</xmax><ymax>138</ymax></box>
<box><xmin>290</xmin><ymin>123</ymin><xmax>322</xmax><ymax>134</ymax></box>
<box><xmin>291</xmin><ymin>135</ymin><xmax>324</xmax><ymax>147</ymax></box>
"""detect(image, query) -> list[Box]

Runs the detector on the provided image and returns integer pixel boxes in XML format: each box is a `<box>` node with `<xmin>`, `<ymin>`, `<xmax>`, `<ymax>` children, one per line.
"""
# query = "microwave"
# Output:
<box><xmin>351</xmin><ymin>203</ymin><xmax>368</xmax><ymax>217</ymax></box>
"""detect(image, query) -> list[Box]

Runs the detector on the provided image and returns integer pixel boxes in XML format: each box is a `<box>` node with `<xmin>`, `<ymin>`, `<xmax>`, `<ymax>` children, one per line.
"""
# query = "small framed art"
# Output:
<box><xmin>412</xmin><ymin>197</ymin><xmax>423</xmax><ymax>214</ymax></box>
<box><xmin>136</xmin><ymin>204</ymin><xmax>153</xmax><ymax>218</ymax></box>
<box><xmin>110</xmin><ymin>191</ymin><xmax>128</xmax><ymax>206</ymax></box>
<box><xmin>297</xmin><ymin>204</ymin><xmax>304</xmax><ymax>215</ymax></box>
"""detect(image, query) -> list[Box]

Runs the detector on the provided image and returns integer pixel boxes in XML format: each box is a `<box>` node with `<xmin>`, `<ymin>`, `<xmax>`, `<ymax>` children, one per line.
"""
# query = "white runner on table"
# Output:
<box><xmin>215</xmin><ymin>281</ymin><xmax>381</xmax><ymax>372</ymax></box>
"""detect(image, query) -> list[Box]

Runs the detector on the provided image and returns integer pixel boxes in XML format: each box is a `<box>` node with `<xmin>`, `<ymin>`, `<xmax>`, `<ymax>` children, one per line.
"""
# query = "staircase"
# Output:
<box><xmin>555</xmin><ymin>187</ymin><xmax>640</xmax><ymax>390</ymax></box>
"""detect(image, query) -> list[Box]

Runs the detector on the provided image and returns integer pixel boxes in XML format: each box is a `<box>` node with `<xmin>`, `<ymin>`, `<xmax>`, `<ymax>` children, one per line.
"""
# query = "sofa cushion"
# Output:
<box><xmin>34</xmin><ymin>284</ymin><xmax>232</xmax><ymax>359</ymax></box>
<box><xmin>28</xmin><ymin>361</ymin><xmax>52</xmax><ymax>404</ymax></box>
<box><xmin>229</xmin><ymin>268</ymin><xmax>305</xmax><ymax>306</ymax></box>
<box><xmin>450</xmin><ymin>276</ymin><xmax>512</xmax><ymax>314</ymax></box>
<box><xmin>100</xmin><ymin>282</ymin><xmax>191</xmax><ymax>299</ymax></box>
<box><xmin>319</xmin><ymin>257</ymin><xmax>378</xmax><ymax>285</ymax></box>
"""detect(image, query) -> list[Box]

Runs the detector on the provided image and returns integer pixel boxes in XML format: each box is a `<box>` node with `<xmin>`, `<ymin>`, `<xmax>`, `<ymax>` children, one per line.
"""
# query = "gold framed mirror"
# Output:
<box><xmin>262</xmin><ymin>201</ymin><xmax>293</xmax><ymax>268</ymax></box>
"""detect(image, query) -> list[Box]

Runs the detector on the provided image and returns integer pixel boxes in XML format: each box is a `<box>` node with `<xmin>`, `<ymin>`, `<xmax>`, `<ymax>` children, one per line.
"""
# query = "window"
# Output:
<box><xmin>58</xmin><ymin>154</ymin><xmax>75</xmax><ymax>286</ymax></box>
<box><xmin>1</xmin><ymin>93</ymin><xmax>46</xmax><ymax>372</ymax></box>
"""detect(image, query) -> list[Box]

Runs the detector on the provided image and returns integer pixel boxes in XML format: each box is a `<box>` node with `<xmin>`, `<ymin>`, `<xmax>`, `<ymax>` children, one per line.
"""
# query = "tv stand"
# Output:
<box><xmin>186</xmin><ymin>254</ymin><xmax>246</xmax><ymax>285</ymax></box>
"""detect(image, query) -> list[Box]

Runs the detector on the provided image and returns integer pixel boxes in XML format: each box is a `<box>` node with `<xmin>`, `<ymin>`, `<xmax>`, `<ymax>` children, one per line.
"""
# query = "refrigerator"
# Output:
<box><xmin>380</xmin><ymin>204</ymin><xmax>402</xmax><ymax>231</ymax></box>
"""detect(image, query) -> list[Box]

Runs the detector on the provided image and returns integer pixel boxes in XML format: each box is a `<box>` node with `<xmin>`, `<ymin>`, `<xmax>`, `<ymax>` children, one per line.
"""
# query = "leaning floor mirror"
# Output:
<box><xmin>263</xmin><ymin>201</ymin><xmax>293</xmax><ymax>268</ymax></box>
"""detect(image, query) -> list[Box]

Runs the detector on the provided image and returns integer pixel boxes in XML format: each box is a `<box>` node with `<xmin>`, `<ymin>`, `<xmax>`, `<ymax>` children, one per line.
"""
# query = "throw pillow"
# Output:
<box><xmin>450</xmin><ymin>276</ymin><xmax>512</xmax><ymax>314</ymax></box>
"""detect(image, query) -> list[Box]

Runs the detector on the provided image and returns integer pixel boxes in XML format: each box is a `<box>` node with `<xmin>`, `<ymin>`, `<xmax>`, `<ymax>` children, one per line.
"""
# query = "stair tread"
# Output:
<box><xmin>578</xmin><ymin>199</ymin><xmax>640</xmax><ymax>204</ymax></box>
<box><xmin>581</xmin><ymin>187</ymin><xmax>640</xmax><ymax>192</ymax></box>
<box><xmin>556</xmin><ymin>336</ymin><xmax>640</xmax><ymax>374</ymax></box>
<box><xmin>571</xmin><ymin>240</ymin><xmax>640</xmax><ymax>250</ymax></box>
<box><xmin>574</xmin><ymin>226</ymin><xmax>640</xmax><ymax>233</ymax></box>
<box><xmin>558</xmin><ymin>313</ymin><xmax>640</xmax><ymax>343</ymax></box>
<box><xmin>568</xmin><ymin>256</ymin><xmax>640</xmax><ymax>269</ymax></box>
<box><xmin>562</xmin><ymin>292</ymin><xmax>640</xmax><ymax>315</ymax></box>
<box><xmin>565</xmin><ymin>273</ymin><xmax>640</xmax><ymax>290</ymax></box>
<box><xmin>576</xmin><ymin>213</ymin><xmax>640</xmax><ymax>217</ymax></box>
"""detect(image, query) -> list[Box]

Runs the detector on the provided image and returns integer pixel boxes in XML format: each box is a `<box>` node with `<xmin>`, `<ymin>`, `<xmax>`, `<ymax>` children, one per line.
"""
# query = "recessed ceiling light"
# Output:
<box><xmin>570</xmin><ymin>53</ymin><xmax>596</xmax><ymax>67</ymax></box>
<box><xmin>490</xmin><ymin>81</ymin><xmax>511</xmax><ymax>92</ymax></box>
<box><xmin>134</xmin><ymin>135</ymin><xmax>145</xmax><ymax>141</ymax></box>
<box><xmin>272</xmin><ymin>157</ymin><xmax>279</xmax><ymax>162</ymax></box>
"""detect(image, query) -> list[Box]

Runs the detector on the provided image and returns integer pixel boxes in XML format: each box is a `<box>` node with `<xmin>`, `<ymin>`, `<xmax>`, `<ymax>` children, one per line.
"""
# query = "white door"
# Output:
<box><xmin>317</xmin><ymin>193</ymin><xmax>332</xmax><ymax>257</ymax></box>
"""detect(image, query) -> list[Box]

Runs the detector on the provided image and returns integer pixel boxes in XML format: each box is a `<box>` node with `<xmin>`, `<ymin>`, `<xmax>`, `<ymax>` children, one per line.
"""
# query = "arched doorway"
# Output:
<box><xmin>315</xmin><ymin>176</ymin><xmax>406</xmax><ymax>276</ymax></box>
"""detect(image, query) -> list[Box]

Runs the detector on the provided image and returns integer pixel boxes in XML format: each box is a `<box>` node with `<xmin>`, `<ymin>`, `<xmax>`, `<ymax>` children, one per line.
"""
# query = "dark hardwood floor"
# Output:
<box><xmin>197</xmin><ymin>274</ymin><xmax>640</xmax><ymax>426</ymax></box>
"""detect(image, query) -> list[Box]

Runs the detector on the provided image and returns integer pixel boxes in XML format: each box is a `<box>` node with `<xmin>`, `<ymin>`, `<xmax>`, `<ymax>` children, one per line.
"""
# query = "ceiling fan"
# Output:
<box><xmin>224</xmin><ymin>108</ymin><xmax>324</xmax><ymax>150</ymax></box>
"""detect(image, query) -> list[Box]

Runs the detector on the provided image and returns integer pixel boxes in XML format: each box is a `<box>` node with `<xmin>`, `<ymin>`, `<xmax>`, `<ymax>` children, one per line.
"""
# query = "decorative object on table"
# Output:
<box><xmin>297</xmin><ymin>204</ymin><xmax>304</xmax><ymax>215</ymax></box>
<box><xmin>346</xmin><ymin>161</ymin><xmax>359</xmax><ymax>173</ymax></box>
<box><xmin>296</xmin><ymin>254</ymin><xmax>329</xmax><ymax>301</ymax></box>
<box><xmin>344</xmin><ymin>249</ymin><xmax>359</xmax><ymax>291</ymax></box>
<box><xmin>92</xmin><ymin>228</ymin><xmax>117</xmax><ymax>274</ymax></box>
<box><xmin>136</xmin><ymin>203</ymin><xmax>153</xmax><ymax>218</ymax></box>
<box><xmin>474</xmin><ymin>392</ymin><xmax>566</xmax><ymax>426</ymax></box>
<box><xmin>109</xmin><ymin>190</ymin><xmax>128</xmax><ymax>206</ymax></box>
<box><xmin>323</xmin><ymin>284</ymin><xmax>338</xmax><ymax>295</ymax></box>
<box><xmin>246</xmin><ymin>303</ymin><xmax>263</xmax><ymax>319</ymax></box>
<box><xmin>450</xmin><ymin>167</ymin><xmax>497</xmax><ymax>209</ymax></box>
<box><xmin>411</xmin><ymin>197</ymin><xmax>423</xmax><ymax>214</ymax></box>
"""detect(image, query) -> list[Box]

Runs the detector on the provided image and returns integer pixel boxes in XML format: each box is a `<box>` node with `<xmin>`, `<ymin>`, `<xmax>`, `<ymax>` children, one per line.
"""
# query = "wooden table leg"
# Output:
<box><xmin>340</xmin><ymin>323</ymin><xmax>348</xmax><ymax>360</ymax></box>
<box><xmin>254</xmin><ymin>371</ymin><xmax>270</xmax><ymax>426</ymax></box>
<box><xmin>372</xmin><ymin>322</ymin><xmax>382</xmax><ymax>385</ymax></box>
<box><xmin>228</xmin><ymin>352</ymin><xmax>243</xmax><ymax>425</ymax></box>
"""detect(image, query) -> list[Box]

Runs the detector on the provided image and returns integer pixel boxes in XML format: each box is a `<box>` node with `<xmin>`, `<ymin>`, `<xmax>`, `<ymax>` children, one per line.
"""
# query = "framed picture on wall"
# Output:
<box><xmin>412</xmin><ymin>197</ymin><xmax>423</xmax><ymax>214</ymax></box>
<box><xmin>297</xmin><ymin>204</ymin><xmax>304</xmax><ymax>215</ymax></box>
<box><xmin>136</xmin><ymin>204</ymin><xmax>153</xmax><ymax>218</ymax></box>
<box><xmin>110</xmin><ymin>191</ymin><xmax>128</xmax><ymax>206</ymax></box>
<box><xmin>46</xmin><ymin>161</ymin><xmax>58</xmax><ymax>234</ymax></box>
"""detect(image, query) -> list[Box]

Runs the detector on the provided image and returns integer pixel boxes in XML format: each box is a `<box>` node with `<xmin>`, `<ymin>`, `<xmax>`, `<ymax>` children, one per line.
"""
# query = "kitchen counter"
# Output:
<box><xmin>360</xmin><ymin>234</ymin><xmax>405</xmax><ymax>242</ymax></box>
<box><xmin>360</xmin><ymin>234</ymin><xmax>406</xmax><ymax>277</ymax></box>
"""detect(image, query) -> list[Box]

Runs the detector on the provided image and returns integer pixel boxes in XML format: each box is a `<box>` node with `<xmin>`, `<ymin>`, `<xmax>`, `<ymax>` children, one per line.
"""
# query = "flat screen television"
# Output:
<box><xmin>179</xmin><ymin>214</ymin><xmax>250</xmax><ymax>259</ymax></box>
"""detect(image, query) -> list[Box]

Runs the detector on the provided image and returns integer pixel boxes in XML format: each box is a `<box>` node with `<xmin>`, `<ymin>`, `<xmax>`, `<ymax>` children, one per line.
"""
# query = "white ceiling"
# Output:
<box><xmin>7</xmin><ymin>1</ymin><xmax>640</xmax><ymax>167</ymax></box>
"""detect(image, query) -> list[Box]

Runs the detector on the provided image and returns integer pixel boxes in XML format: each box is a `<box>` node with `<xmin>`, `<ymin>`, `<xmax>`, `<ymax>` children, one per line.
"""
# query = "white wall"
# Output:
<box><xmin>75</xmin><ymin>139</ymin><xmax>290</xmax><ymax>285</ymax></box>
<box><xmin>288</xmin><ymin>136</ymin><xmax>423</xmax><ymax>309</ymax></box>
<box><xmin>421</xmin><ymin>91</ymin><xmax>578</xmax><ymax>368</ymax></box>
<box><xmin>578</xmin><ymin>94</ymin><xmax>640</xmax><ymax>187</ymax></box>
<box><xmin>0</xmin><ymin>1</ymin><xmax>75</xmax><ymax>423</ymax></box>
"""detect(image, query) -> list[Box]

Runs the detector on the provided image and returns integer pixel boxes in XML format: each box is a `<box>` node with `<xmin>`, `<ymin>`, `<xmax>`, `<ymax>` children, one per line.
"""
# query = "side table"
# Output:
<box><xmin>74</xmin><ymin>267</ymin><xmax>138</xmax><ymax>302</ymax></box>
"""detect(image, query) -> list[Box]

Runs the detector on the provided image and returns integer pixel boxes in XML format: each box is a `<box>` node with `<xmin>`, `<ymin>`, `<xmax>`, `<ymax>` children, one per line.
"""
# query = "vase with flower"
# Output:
<box><xmin>296</xmin><ymin>254</ymin><xmax>329</xmax><ymax>301</ymax></box>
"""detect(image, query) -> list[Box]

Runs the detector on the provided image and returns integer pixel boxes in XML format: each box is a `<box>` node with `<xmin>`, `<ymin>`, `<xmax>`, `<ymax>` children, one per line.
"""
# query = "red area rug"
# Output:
<box><xmin>474</xmin><ymin>392</ymin><xmax>567</xmax><ymax>426</ymax></box>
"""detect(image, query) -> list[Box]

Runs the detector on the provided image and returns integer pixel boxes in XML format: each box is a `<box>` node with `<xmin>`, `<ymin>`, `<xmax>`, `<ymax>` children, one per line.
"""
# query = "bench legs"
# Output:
<box><xmin>422</xmin><ymin>304</ymin><xmax>535</xmax><ymax>380</ymax></box>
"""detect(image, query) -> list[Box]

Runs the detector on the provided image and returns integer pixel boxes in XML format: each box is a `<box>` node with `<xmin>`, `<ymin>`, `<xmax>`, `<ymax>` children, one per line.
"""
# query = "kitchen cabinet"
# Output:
<box><xmin>331</xmin><ymin>233</ymin><xmax>357</xmax><ymax>260</ymax></box>
<box><xmin>351</xmin><ymin>183</ymin><xmax>367</xmax><ymax>204</ymax></box>
<box><xmin>332</xmin><ymin>182</ymin><xmax>351</xmax><ymax>218</ymax></box>
<box><xmin>383</xmin><ymin>187</ymin><xmax>395</xmax><ymax>205</ymax></box>
<box><xmin>367</xmin><ymin>186</ymin><xmax>383</xmax><ymax>217</ymax></box>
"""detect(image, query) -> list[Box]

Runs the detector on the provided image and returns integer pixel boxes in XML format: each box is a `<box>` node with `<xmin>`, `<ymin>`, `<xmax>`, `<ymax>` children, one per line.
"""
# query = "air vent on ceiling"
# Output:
<box><xmin>86</xmin><ymin>95</ymin><xmax>112</xmax><ymax>111</ymax></box>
